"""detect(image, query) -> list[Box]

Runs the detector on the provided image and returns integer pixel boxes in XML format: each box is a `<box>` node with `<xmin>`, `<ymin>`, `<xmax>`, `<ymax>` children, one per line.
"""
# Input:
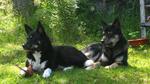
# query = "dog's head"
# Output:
<box><xmin>23</xmin><ymin>22</ymin><xmax>49</xmax><ymax>52</ymax></box>
<box><xmin>101</xmin><ymin>18</ymin><xmax>122</xmax><ymax>48</ymax></box>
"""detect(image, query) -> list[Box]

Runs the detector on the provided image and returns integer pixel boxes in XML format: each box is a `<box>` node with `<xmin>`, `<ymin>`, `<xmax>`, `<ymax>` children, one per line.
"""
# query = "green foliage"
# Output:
<box><xmin>12</xmin><ymin>0</ymin><xmax>36</xmax><ymax>18</ymax></box>
<box><xmin>54</xmin><ymin>0</ymin><xmax>80</xmax><ymax>44</ymax></box>
<box><xmin>21</xmin><ymin>0</ymin><xmax>82</xmax><ymax>44</ymax></box>
<box><xmin>76</xmin><ymin>0</ymin><xmax>102</xmax><ymax>40</ymax></box>
<box><xmin>76</xmin><ymin>0</ymin><xmax>141</xmax><ymax>40</ymax></box>
<box><xmin>0</xmin><ymin>0</ymin><xmax>142</xmax><ymax>44</ymax></box>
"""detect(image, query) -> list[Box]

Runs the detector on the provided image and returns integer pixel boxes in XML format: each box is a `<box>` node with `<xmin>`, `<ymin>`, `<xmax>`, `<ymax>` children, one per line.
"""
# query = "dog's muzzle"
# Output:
<box><xmin>22</xmin><ymin>44</ymin><xmax>32</xmax><ymax>51</ymax></box>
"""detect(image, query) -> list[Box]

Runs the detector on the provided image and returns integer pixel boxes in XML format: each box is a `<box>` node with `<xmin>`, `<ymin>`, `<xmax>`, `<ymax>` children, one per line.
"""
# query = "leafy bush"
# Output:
<box><xmin>0</xmin><ymin>0</ymin><xmax>143</xmax><ymax>45</ymax></box>
<box><xmin>76</xmin><ymin>0</ymin><xmax>140</xmax><ymax>40</ymax></box>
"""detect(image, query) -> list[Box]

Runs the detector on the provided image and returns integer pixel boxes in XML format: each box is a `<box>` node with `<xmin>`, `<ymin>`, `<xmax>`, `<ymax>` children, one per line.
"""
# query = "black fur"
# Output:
<box><xmin>82</xmin><ymin>18</ymin><xmax>128</xmax><ymax>67</ymax></box>
<box><xmin>23</xmin><ymin>21</ymin><xmax>88</xmax><ymax>72</ymax></box>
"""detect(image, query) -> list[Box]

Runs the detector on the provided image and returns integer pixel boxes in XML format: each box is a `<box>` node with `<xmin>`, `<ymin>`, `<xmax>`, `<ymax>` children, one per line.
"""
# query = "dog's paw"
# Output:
<box><xmin>105</xmin><ymin>66</ymin><xmax>111</xmax><ymax>69</ymax></box>
<box><xmin>85</xmin><ymin>66</ymin><xmax>94</xmax><ymax>70</ymax></box>
<box><xmin>20</xmin><ymin>67</ymin><xmax>27</xmax><ymax>75</ymax></box>
<box><xmin>42</xmin><ymin>68</ymin><xmax>52</xmax><ymax>78</ymax></box>
<box><xmin>63</xmin><ymin>66</ymin><xmax>73</xmax><ymax>71</ymax></box>
<box><xmin>84</xmin><ymin>60</ymin><xmax>94</xmax><ymax>67</ymax></box>
<box><xmin>85</xmin><ymin>62</ymin><xmax>99</xmax><ymax>70</ymax></box>
<box><xmin>105</xmin><ymin>63</ymin><xmax>119</xmax><ymax>69</ymax></box>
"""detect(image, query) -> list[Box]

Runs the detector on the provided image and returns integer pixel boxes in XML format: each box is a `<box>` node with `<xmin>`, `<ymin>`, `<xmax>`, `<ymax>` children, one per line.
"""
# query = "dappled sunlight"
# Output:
<box><xmin>0</xmin><ymin>43</ymin><xmax>25</xmax><ymax>64</ymax></box>
<box><xmin>0</xmin><ymin>64</ymin><xmax>20</xmax><ymax>79</ymax></box>
<box><xmin>54</xmin><ymin>78</ymin><xmax>68</xmax><ymax>84</ymax></box>
<box><xmin>0</xmin><ymin>15</ymin><xmax>18</xmax><ymax>32</ymax></box>
<box><xmin>0</xmin><ymin>64</ymin><xmax>19</xmax><ymax>74</ymax></box>
<box><xmin>0</xmin><ymin>43</ymin><xmax>21</xmax><ymax>49</ymax></box>
<box><xmin>0</xmin><ymin>64</ymin><xmax>22</xmax><ymax>83</ymax></box>
<box><xmin>128</xmin><ymin>48</ymin><xmax>150</xmax><ymax>69</ymax></box>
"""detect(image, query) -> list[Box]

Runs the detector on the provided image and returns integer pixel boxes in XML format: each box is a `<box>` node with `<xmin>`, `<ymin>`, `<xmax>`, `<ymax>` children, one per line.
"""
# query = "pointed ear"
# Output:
<box><xmin>36</xmin><ymin>21</ymin><xmax>45</xmax><ymax>34</ymax></box>
<box><xmin>112</xmin><ymin>18</ymin><xmax>120</xmax><ymax>28</ymax></box>
<box><xmin>101</xmin><ymin>20</ymin><xmax>108</xmax><ymax>30</ymax></box>
<box><xmin>24</xmin><ymin>24</ymin><xmax>32</xmax><ymax>35</ymax></box>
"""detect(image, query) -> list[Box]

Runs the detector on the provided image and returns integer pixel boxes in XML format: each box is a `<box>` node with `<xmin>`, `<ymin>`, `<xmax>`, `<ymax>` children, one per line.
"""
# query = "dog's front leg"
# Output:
<box><xmin>42</xmin><ymin>68</ymin><xmax>52</xmax><ymax>78</ymax></box>
<box><xmin>85</xmin><ymin>61</ymin><xmax>100</xmax><ymax>70</ymax></box>
<box><xmin>105</xmin><ymin>62</ymin><xmax>119</xmax><ymax>69</ymax></box>
<box><xmin>42</xmin><ymin>60</ymin><xmax>57</xmax><ymax>78</ymax></box>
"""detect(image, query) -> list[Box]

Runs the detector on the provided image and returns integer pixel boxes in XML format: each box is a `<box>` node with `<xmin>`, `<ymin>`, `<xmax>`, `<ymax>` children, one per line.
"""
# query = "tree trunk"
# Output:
<box><xmin>12</xmin><ymin>0</ymin><xmax>35</xmax><ymax>18</ymax></box>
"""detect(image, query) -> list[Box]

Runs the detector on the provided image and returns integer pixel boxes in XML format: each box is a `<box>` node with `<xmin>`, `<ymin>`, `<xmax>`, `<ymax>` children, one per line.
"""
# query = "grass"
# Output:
<box><xmin>0</xmin><ymin>1</ymin><xmax>150</xmax><ymax>83</ymax></box>
<box><xmin>0</xmin><ymin>42</ymin><xmax>150</xmax><ymax>84</ymax></box>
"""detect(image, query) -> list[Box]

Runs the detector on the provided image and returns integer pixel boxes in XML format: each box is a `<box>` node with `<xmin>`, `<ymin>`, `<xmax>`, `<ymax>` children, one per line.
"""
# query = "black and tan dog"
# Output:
<box><xmin>83</xmin><ymin>18</ymin><xmax>128</xmax><ymax>70</ymax></box>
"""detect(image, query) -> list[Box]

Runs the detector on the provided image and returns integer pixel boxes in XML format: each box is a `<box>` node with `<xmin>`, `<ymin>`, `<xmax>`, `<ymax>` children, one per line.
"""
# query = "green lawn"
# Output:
<box><xmin>0</xmin><ymin>43</ymin><xmax>150</xmax><ymax>84</ymax></box>
<box><xmin>0</xmin><ymin>0</ymin><xmax>149</xmax><ymax>83</ymax></box>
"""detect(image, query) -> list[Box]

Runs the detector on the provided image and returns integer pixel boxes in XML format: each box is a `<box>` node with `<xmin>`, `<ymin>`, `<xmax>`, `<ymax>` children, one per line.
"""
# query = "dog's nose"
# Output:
<box><xmin>101</xmin><ymin>40</ymin><xmax>104</xmax><ymax>43</ymax></box>
<box><xmin>22</xmin><ymin>44</ymin><xmax>28</xmax><ymax>49</ymax></box>
<box><xmin>22</xmin><ymin>44</ymin><xmax>25</xmax><ymax>48</ymax></box>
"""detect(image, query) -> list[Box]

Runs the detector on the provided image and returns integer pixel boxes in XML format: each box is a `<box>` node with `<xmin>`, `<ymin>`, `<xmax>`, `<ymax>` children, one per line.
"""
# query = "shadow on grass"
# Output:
<box><xmin>9</xmin><ymin>65</ymin><xmax>148</xmax><ymax>84</ymax></box>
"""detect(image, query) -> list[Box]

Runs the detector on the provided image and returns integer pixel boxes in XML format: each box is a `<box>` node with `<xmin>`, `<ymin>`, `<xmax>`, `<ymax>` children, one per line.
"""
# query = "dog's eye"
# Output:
<box><xmin>27</xmin><ymin>36</ymin><xmax>32</xmax><ymax>39</ymax></box>
<box><xmin>29</xmin><ymin>36</ymin><xmax>32</xmax><ymax>38</ymax></box>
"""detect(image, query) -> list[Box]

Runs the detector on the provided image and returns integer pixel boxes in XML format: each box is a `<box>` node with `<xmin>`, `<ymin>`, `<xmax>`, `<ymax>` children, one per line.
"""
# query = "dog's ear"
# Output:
<box><xmin>101</xmin><ymin>20</ymin><xmax>107</xmax><ymax>30</ymax></box>
<box><xmin>36</xmin><ymin>21</ymin><xmax>46</xmax><ymax>35</ymax></box>
<box><xmin>112</xmin><ymin>18</ymin><xmax>120</xmax><ymax>28</ymax></box>
<box><xmin>24</xmin><ymin>24</ymin><xmax>32</xmax><ymax>35</ymax></box>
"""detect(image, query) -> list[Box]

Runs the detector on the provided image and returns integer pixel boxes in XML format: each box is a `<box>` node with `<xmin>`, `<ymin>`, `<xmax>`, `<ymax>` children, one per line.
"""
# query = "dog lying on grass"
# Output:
<box><xmin>20</xmin><ymin>22</ymin><xmax>92</xmax><ymax>78</ymax></box>
<box><xmin>83</xmin><ymin>18</ymin><xmax>128</xmax><ymax>70</ymax></box>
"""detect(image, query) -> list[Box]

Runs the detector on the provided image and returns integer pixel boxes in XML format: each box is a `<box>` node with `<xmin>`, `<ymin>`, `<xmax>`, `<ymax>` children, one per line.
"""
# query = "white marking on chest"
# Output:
<box><xmin>115</xmin><ymin>56</ymin><xmax>123</xmax><ymax>63</ymax></box>
<box><xmin>111</xmin><ymin>35</ymin><xmax>119</xmax><ymax>46</ymax></box>
<box><xmin>100</xmin><ymin>53</ymin><xmax>108</xmax><ymax>62</ymax></box>
<box><xmin>29</xmin><ymin>51</ymin><xmax>47</xmax><ymax>71</ymax></box>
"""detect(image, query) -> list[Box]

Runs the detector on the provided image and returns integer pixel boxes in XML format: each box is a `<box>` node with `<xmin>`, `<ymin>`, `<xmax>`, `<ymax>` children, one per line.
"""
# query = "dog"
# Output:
<box><xmin>20</xmin><ymin>22</ymin><xmax>91</xmax><ymax>78</ymax></box>
<box><xmin>83</xmin><ymin>18</ymin><xmax>128</xmax><ymax>70</ymax></box>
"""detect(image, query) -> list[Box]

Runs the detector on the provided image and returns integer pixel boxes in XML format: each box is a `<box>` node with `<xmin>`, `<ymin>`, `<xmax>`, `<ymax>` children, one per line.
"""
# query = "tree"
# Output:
<box><xmin>12</xmin><ymin>0</ymin><xmax>35</xmax><ymax>18</ymax></box>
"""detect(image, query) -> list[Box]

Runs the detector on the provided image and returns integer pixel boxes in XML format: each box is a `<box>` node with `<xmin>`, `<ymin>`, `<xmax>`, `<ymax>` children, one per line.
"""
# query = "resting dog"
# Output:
<box><xmin>83</xmin><ymin>18</ymin><xmax>128</xmax><ymax>70</ymax></box>
<box><xmin>20</xmin><ymin>22</ymin><xmax>90</xmax><ymax>78</ymax></box>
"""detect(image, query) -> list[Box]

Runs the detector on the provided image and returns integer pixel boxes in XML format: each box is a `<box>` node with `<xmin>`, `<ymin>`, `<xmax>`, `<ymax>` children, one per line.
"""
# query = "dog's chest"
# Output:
<box><xmin>28</xmin><ymin>51</ymin><xmax>47</xmax><ymax>71</ymax></box>
<box><xmin>100</xmin><ymin>53</ymin><xmax>108</xmax><ymax>61</ymax></box>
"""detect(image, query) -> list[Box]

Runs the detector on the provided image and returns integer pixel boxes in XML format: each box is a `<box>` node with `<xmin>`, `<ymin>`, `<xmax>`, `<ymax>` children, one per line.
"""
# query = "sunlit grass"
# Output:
<box><xmin>0</xmin><ymin>43</ymin><xmax>150</xmax><ymax>84</ymax></box>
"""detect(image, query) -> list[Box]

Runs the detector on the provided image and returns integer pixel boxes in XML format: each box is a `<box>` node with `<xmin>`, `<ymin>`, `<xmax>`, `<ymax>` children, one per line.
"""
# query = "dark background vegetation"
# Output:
<box><xmin>0</xmin><ymin>0</ymin><xmax>149</xmax><ymax>45</ymax></box>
